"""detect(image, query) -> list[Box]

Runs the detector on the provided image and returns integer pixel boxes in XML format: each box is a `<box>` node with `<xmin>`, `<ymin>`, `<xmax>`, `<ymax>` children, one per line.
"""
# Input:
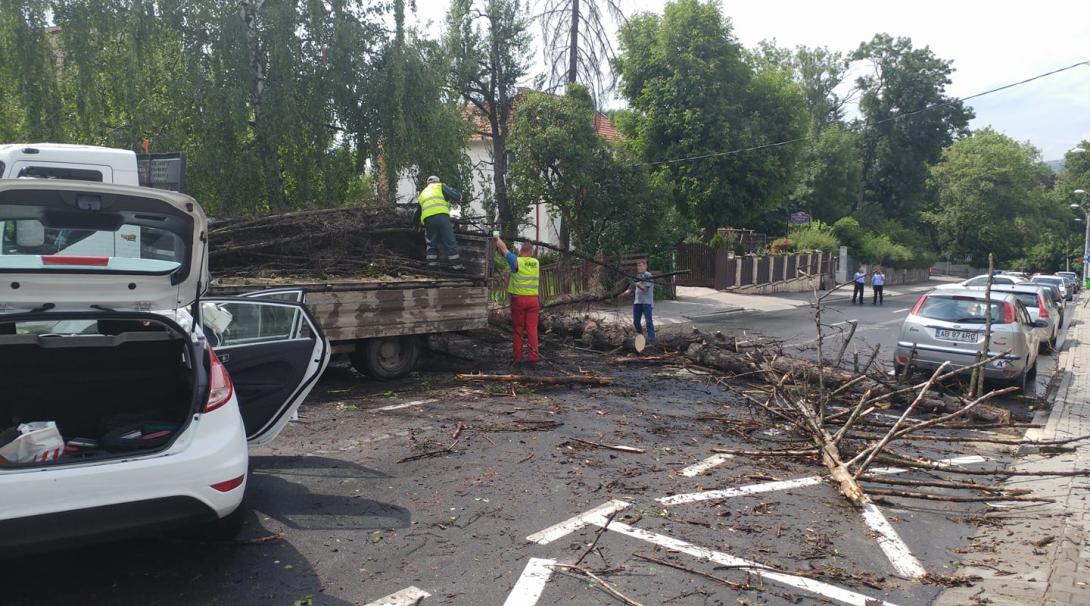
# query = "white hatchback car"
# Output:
<box><xmin>0</xmin><ymin>180</ymin><xmax>330</xmax><ymax>554</ymax></box>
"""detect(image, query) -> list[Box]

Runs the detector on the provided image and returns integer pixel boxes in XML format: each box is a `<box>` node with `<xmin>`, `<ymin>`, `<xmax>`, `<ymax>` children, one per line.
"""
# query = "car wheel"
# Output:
<box><xmin>350</xmin><ymin>336</ymin><xmax>420</xmax><ymax>380</ymax></box>
<box><xmin>1013</xmin><ymin>363</ymin><xmax>1037</xmax><ymax>396</ymax></box>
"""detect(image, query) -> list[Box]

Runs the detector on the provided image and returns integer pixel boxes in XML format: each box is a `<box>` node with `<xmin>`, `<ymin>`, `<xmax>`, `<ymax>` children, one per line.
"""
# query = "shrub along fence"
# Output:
<box><xmin>675</xmin><ymin>243</ymin><xmax>836</xmax><ymax>291</ymax></box>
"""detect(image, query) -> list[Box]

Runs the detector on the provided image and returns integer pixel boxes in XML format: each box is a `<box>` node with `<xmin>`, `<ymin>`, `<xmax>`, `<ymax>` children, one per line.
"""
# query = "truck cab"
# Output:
<box><xmin>0</xmin><ymin>144</ymin><xmax>144</xmax><ymax>259</ymax></box>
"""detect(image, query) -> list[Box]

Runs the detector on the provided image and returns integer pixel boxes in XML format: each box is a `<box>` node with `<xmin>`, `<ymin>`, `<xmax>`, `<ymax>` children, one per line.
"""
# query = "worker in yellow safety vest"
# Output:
<box><xmin>494</xmin><ymin>235</ymin><xmax>540</xmax><ymax>364</ymax></box>
<box><xmin>417</xmin><ymin>176</ymin><xmax>463</xmax><ymax>270</ymax></box>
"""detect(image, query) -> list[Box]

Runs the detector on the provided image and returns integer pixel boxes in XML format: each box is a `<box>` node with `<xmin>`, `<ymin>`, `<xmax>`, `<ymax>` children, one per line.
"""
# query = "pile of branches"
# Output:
<box><xmin>208</xmin><ymin>205</ymin><xmax>433</xmax><ymax>280</ymax></box>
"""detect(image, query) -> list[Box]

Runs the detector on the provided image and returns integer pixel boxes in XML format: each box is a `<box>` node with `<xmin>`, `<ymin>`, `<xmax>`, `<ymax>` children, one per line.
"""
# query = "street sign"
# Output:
<box><xmin>788</xmin><ymin>211</ymin><xmax>811</xmax><ymax>225</ymax></box>
<box><xmin>137</xmin><ymin>153</ymin><xmax>186</xmax><ymax>192</ymax></box>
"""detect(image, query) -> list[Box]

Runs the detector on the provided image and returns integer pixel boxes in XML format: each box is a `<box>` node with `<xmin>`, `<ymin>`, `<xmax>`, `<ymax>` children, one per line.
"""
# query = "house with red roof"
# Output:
<box><xmin>395</xmin><ymin>88</ymin><xmax>620</xmax><ymax>247</ymax></box>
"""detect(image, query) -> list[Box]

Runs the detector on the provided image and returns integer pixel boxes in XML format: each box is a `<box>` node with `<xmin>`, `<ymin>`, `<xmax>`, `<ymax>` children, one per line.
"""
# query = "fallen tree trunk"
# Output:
<box><xmin>685</xmin><ymin>343</ymin><xmax>1011</xmax><ymax>425</ymax></box>
<box><xmin>456</xmin><ymin>373</ymin><xmax>614</xmax><ymax>386</ymax></box>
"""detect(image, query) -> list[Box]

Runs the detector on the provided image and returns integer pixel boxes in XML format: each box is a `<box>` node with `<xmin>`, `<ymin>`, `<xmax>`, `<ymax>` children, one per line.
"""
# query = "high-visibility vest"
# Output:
<box><xmin>418</xmin><ymin>182</ymin><xmax>449</xmax><ymax>223</ymax></box>
<box><xmin>508</xmin><ymin>256</ymin><xmax>540</xmax><ymax>296</ymax></box>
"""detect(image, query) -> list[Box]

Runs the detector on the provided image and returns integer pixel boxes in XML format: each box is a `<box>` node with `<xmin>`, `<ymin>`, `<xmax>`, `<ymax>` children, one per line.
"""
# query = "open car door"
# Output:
<box><xmin>200</xmin><ymin>297</ymin><xmax>330</xmax><ymax>445</ymax></box>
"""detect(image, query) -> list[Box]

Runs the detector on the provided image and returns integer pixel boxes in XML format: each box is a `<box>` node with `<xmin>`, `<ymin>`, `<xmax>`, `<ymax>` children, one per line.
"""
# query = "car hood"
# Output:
<box><xmin>0</xmin><ymin>180</ymin><xmax>209</xmax><ymax>313</ymax></box>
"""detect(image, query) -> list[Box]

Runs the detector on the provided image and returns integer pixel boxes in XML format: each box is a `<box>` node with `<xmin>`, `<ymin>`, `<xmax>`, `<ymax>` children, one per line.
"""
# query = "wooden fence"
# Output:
<box><xmin>675</xmin><ymin>244</ymin><xmax>837</xmax><ymax>290</ymax></box>
<box><xmin>490</xmin><ymin>251</ymin><xmax>668</xmax><ymax>304</ymax></box>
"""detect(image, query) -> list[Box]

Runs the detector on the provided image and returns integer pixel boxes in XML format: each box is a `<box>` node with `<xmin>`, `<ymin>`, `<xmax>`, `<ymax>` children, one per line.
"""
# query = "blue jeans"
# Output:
<box><xmin>633</xmin><ymin>304</ymin><xmax>655</xmax><ymax>343</ymax></box>
<box><xmin>423</xmin><ymin>213</ymin><xmax>460</xmax><ymax>265</ymax></box>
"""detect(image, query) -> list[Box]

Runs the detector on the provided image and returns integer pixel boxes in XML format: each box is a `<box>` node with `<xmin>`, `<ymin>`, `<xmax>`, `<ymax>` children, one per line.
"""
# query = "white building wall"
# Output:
<box><xmin>394</xmin><ymin>139</ymin><xmax>561</xmax><ymax>248</ymax></box>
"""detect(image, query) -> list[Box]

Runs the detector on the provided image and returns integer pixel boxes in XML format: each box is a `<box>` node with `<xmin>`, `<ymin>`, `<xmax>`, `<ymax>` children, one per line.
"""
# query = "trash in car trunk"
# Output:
<box><xmin>0</xmin><ymin>316</ymin><xmax>198</xmax><ymax>467</ymax></box>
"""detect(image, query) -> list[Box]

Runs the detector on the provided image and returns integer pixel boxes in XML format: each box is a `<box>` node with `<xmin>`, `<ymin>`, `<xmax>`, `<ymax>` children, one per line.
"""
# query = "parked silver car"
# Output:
<box><xmin>983</xmin><ymin>284</ymin><xmax>1060</xmax><ymax>352</ymax></box>
<box><xmin>935</xmin><ymin>274</ymin><xmax>1027</xmax><ymax>291</ymax></box>
<box><xmin>1032</xmin><ymin>275</ymin><xmax>1073</xmax><ymax>301</ymax></box>
<box><xmin>894</xmin><ymin>288</ymin><xmax>1044</xmax><ymax>393</ymax></box>
<box><xmin>1057</xmin><ymin>271</ymin><xmax>1080</xmax><ymax>293</ymax></box>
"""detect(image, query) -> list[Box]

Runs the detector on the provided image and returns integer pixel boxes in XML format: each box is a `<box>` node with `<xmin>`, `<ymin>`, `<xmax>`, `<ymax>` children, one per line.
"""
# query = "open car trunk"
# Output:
<box><xmin>0</xmin><ymin>316</ymin><xmax>200</xmax><ymax>467</ymax></box>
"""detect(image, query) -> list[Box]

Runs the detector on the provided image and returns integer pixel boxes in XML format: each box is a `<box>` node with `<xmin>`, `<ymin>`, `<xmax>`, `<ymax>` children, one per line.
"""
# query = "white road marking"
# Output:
<box><xmin>591</xmin><ymin>517</ymin><xmax>900</xmax><ymax>606</ymax></box>
<box><xmin>363</xmin><ymin>586</ymin><xmax>431</xmax><ymax>605</ymax></box>
<box><xmin>893</xmin><ymin>307</ymin><xmax>910</xmax><ymax>313</ymax></box>
<box><xmin>502</xmin><ymin>558</ymin><xmax>557</xmax><ymax>606</ymax></box>
<box><xmin>659</xmin><ymin>476</ymin><xmax>824</xmax><ymax>506</ymax></box>
<box><xmin>859</xmin><ymin>501</ymin><xmax>926</xmax><ymax>579</ymax></box>
<box><xmin>680</xmin><ymin>453</ymin><xmax>734</xmax><ymax>477</ymax></box>
<box><xmin>525</xmin><ymin>499</ymin><xmax>630</xmax><ymax>545</ymax></box>
<box><xmin>373</xmin><ymin>398</ymin><xmax>438</xmax><ymax>412</ymax></box>
<box><xmin>661</xmin><ymin>455</ymin><xmax>986</xmax><ymax>505</ymax></box>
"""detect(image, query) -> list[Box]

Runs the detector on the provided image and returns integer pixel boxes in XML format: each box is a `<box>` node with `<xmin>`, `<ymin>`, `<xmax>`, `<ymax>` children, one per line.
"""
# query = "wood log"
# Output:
<box><xmin>685</xmin><ymin>343</ymin><xmax>1011</xmax><ymax>425</ymax></box>
<box><xmin>456</xmin><ymin>373</ymin><xmax>614</xmax><ymax>385</ymax></box>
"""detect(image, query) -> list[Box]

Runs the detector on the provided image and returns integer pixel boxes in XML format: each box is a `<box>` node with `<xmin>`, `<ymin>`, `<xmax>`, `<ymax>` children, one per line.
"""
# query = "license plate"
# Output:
<box><xmin>936</xmin><ymin>328</ymin><xmax>978</xmax><ymax>342</ymax></box>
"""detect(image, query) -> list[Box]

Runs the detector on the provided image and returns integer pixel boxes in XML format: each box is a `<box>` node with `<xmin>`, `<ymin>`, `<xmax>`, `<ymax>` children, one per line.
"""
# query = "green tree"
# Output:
<box><xmin>852</xmin><ymin>34</ymin><xmax>974</xmax><ymax>222</ymax></box>
<box><xmin>923</xmin><ymin>129</ymin><xmax>1051</xmax><ymax>264</ymax></box>
<box><xmin>446</xmin><ymin>0</ymin><xmax>533</xmax><ymax>237</ymax></box>
<box><xmin>615</xmin><ymin>0</ymin><xmax>807</xmax><ymax>232</ymax></box>
<box><xmin>507</xmin><ymin>84</ymin><xmax>663</xmax><ymax>252</ymax></box>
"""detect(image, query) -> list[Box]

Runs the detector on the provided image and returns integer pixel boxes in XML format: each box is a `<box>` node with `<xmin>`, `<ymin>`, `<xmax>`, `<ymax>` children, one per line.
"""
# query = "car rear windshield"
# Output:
<box><xmin>917</xmin><ymin>296</ymin><xmax>1006</xmax><ymax>323</ymax></box>
<box><xmin>1010</xmin><ymin>293</ymin><xmax>1038</xmax><ymax>308</ymax></box>
<box><xmin>0</xmin><ymin>217</ymin><xmax>185</xmax><ymax>272</ymax></box>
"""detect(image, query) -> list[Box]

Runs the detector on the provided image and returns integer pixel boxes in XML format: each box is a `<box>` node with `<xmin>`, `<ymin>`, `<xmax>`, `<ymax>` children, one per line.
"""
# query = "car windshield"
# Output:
<box><xmin>917</xmin><ymin>296</ymin><xmax>1006</xmax><ymax>323</ymax></box>
<box><xmin>965</xmin><ymin>276</ymin><xmax>1013</xmax><ymax>286</ymax></box>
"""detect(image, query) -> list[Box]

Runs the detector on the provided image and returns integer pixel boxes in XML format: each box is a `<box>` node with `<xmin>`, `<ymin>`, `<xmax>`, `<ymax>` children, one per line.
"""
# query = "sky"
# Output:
<box><xmin>417</xmin><ymin>0</ymin><xmax>1090</xmax><ymax>161</ymax></box>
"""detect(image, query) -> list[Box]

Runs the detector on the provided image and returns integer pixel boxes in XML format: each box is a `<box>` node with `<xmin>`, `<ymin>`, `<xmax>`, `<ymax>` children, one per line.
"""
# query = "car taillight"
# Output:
<box><xmin>1038</xmin><ymin>294</ymin><xmax>1049</xmax><ymax>319</ymax></box>
<box><xmin>910</xmin><ymin>295</ymin><xmax>928</xmax><ymax>315</ymax></box>
<box><xmin>1003</xmin><ymin>301</ymin><xmax>1015</xmax><ymax>323</ymax></box>
<box><xmin>204</xmin><ymin>347</ymin><xmax>234</xmax><ymax>413</ymax></box>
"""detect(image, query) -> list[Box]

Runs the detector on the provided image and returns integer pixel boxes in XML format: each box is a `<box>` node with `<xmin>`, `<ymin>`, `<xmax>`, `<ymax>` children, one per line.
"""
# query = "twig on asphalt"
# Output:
<box><xmin>575</xmin><ymin>510</ymin><xmax>620</xmax><ymax>566</ymax></box>
<box><xmin>553</xmin><ymin>564</ymin><xmax>645</xmax><ymax>606</ymax></box>
<box><xmin>632</xmin><ymin>553</ymin><xmax>750</xmax><ymax>591</ymax></box>
<box><xmin>565</xmin><ymin>438</ymin><xmax>646</xmax><ymax>454</ymax></box>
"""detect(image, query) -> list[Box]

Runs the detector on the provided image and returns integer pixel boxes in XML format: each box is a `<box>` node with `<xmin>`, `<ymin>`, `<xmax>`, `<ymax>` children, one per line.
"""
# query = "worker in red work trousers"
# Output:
<box><xmin>494</xmin><ymin>235</ymin><xmax>540</xmax><ymax>365</ymax></box>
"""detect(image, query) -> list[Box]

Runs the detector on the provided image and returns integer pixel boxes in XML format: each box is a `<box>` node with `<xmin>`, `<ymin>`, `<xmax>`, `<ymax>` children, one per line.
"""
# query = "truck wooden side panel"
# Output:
<box><xmin>304</xmin><ymin>285</ymin><xmax>488</xmax><ymax>342</ymax></box>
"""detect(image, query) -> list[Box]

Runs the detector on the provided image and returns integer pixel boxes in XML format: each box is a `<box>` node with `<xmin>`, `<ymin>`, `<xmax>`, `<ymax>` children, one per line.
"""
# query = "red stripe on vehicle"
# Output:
<box><xmin>41</xmin><ymin>255</ymin><xmax>109</xmax><ymax>266</ymax></box>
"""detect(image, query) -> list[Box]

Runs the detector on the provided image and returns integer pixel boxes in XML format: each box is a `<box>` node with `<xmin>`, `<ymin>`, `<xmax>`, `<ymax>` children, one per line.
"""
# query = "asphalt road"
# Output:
<box><xmin>688</xmin><ymin>283</ymin><xmax>1069</xmax><ymax>410</ymax></box>
<box><xmin>2</xmin><ymin>292</ymin><xmax>1042</xmax><ymax>606</ymax></box>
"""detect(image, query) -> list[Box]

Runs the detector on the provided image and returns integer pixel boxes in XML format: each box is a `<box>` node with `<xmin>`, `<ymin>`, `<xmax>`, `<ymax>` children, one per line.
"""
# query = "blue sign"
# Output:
<box><xmin>789</xmin><ymin>211</ymin><xmax>811</xmax><ymax>225</ymax></box>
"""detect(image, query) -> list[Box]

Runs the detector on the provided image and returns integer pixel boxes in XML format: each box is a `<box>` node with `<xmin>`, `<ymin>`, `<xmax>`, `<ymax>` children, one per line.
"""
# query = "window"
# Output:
<box><xmin>213</xmin><ymin>301</ymin><xmax>306</xmax><ymax>347</ymax></box>
<box><xmin>917</xmin><ymin>297</ymin><xmax>1006</xmax><ymax>324</ymax></box>
<box><xmin>0</xmin><ymin>218</ymin><xmax>184</xmax><ymax>270</ymax></box>
<box><xmin>16</xmin><ymin>166</ymin><xmax>103</xmax><ymax>182</ymax></box>
<box><xmin>0</xmin><ymin>161</ymin><xmax>5</xmax><ymax>177</ymax></box>
<box><xmin>1011</xmin><ymin>293</ymin><xmax>1038</xmax><ymax>308</ymax></box>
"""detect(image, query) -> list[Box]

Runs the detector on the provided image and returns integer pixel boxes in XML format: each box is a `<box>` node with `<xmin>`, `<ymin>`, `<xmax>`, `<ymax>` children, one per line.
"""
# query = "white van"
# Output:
<box><xmin>0</xmin><ymin>144</ymin><xmax>144</xmax><ymax>260</ymax></box>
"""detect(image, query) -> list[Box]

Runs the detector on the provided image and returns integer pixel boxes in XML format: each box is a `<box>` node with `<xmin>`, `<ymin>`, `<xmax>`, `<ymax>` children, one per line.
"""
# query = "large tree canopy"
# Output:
<box><xmin>852</xmin><ymin>34</ymin><xmax>973</xmax><ymax>223</ymax></box>
<box><xmin>924</xmin><ymin>129</ymin><xmax>1052</xmax><ymax>265</ymax></box>
<box><xmin>615</xmin><ymin>0</ymin><xmax>807</xmax><ymax>233</ymax></box>
<box><xmin>507</xmin><ymin>84</ymin><xmax>663</xmax><ymax>252</ymax></box>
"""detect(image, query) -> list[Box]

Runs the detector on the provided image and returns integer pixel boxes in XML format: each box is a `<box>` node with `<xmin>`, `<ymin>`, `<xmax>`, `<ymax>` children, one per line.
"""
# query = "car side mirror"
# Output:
<box><xmin>1033</xmin><ymin>319</ymin><xmax>1049</xmax><ymax>328</ymax></box>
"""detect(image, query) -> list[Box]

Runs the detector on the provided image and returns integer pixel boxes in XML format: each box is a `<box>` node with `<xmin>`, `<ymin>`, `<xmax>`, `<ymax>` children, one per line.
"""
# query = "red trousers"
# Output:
<box><xmin>510</xmin><ymin>295</ymin><xmax>540</xmax><ymax>362</ymax></box>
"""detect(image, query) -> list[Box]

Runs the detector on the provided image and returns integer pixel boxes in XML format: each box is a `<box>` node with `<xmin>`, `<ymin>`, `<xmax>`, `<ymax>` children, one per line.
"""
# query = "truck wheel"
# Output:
<box><xmin>350</xmin><ymin>337</ymin><xmax>420</xmax><ymax>380</ymax></box>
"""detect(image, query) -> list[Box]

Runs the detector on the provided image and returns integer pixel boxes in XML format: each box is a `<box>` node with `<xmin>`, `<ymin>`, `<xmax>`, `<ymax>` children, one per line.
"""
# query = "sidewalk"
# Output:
<box><xmin>936</xmin><ymin>300</ymin><xmax>1090</xmax><ymax>606</ymax></box>
<box><xmin>589</xmin><ymin>282</ymin><xmax>938</xmax><ymax>336</ymax></box>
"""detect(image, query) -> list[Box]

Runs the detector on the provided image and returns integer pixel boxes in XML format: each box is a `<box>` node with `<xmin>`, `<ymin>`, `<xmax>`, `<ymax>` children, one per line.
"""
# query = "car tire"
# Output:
<box><xmin>1012</xmin><ymin>363</ymin><xmax>1037</xmax><ymax>396</ymax></box>
<box><xmin>350</xmin><ymin>336</ymin><xmax>420</xmax><ymax>380</ymax></box>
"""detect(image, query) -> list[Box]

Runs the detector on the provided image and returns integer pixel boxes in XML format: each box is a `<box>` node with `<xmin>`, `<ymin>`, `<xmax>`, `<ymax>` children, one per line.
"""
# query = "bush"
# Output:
<box><xmin>708</xmin><ymin>233</ymin><xmax>727</xmax><ymax>249</ymax></box>
<box><xmin>788</xmin><ymin>221</ymin><xmax>839</xmax><ymax>253</ymax></box>
<box><xmin>831</xmin><ymin>217</ymin><xmax>862</xmax><ymax>250</ymax></box>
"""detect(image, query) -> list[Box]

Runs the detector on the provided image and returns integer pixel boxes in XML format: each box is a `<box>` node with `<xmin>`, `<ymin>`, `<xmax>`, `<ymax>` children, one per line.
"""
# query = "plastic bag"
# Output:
<box><xmin>0</xmin><ymin>422</ymin><xmax>65</xmax><ymax>464</ymax></box>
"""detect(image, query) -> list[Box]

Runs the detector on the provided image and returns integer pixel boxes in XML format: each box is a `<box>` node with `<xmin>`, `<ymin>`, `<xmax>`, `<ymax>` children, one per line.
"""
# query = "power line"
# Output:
<box><xmin>633</xmin><ymin>59</ymin><xmax>1090</xmax><ymax>168</ymax></box>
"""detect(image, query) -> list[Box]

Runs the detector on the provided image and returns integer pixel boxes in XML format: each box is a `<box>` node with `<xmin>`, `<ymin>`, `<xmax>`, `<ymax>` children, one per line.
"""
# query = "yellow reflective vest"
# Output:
<box><xmin>508</xmin><ymin>256</ymin><xmax>540</xmax><ymax>296</ymax></box>
<box><xmin>418</xmin><ymin>182</ymin><xmax>449</xmax><ymax>223</ymax></box>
